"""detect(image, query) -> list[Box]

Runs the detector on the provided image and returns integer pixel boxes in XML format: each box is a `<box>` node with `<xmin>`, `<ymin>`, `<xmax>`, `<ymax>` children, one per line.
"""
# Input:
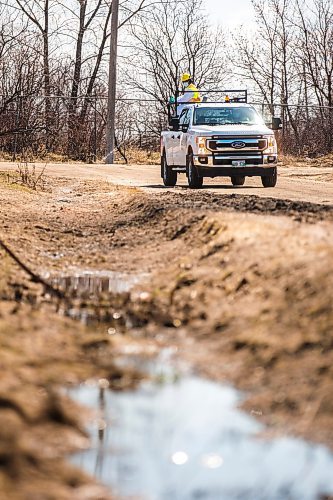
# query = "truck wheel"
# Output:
<box><xmin>231</xmin><ymin>175</ymin><xmax>245</xmax><ymax>186</ymax></box>
<box><xmin>187</xmin><ymin>154</ymin><xmax>203</xmax><ymax>189</ymax></box>
<box><xmin>161</xmin><ymin>153</ymin><xmax>177</xmax><ymax>187</ymax></box>
<box><xmin>261</xmin><ymin>167</ymin><xmax>277</xmax><ymax>188</ymax></box>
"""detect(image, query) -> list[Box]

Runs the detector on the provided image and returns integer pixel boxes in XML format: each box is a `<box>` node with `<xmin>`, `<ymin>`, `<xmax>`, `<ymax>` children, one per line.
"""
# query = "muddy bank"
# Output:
<box><xmin>0</xmin><ymin>263</ymin><xmax>142</xmax><ymax>499</ymax></box>
<box><xmin>125</xmin><ymin>211</ymin><xmax>333</xmax><ymax>446</ymax></box>
<box><xmin>147</xmin><ymin>189</ymin><xmax>333</xmax><ymax>222</ymax></box>
<box><xmin>1</xmin><ymin>173</ymin><xmax>333</xmax><ymax>497</ymax></box>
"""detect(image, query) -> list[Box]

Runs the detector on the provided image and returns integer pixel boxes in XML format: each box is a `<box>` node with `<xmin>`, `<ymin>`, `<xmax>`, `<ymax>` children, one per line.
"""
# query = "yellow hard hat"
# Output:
<box><xmin>181</xmin><ymin>73</ymin><xmax>191</xmax><ymax>83</ymax></box>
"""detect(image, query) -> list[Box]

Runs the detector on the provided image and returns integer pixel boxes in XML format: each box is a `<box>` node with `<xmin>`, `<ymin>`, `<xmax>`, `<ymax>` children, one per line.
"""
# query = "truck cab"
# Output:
<box><xmin>161</xmin><ymin>97</ymin><xmax>281</xmax><ymax>189</ymax></box>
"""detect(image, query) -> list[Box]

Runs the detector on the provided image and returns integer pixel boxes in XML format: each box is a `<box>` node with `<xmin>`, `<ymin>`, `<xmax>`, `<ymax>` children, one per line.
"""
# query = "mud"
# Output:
<box><xmin>1</xmin><ymin>170</ymin><xmax>333</xmax><ymax>498</ymax></box>
<box><xmin>149</xmin><ymin>190</ymin><xmax>333</xmax><ymax>222</ymax></box>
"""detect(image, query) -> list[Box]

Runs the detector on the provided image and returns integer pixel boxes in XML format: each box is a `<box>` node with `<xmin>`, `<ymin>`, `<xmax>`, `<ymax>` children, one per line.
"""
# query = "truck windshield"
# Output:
<box><xmin>193</xmin><ymin>107</ymin><xmax>264</xmax><ymax>126</ymax></box>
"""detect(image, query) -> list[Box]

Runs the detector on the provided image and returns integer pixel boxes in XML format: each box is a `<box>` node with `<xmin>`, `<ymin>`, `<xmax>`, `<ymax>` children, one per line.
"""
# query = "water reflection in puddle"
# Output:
<box><xmin>68</xmin><ymin>363</ymin><xmax>333</xmax><ymax>500</ymax></box>
<box><xmin>52</xmin><ymin>270</ymin><xmax>144</xmax><ymax>296</ymax></box>
<box><xmin>49</xmin><ymin>270</ymin><xmax>147</xmax><ymax>325</ymax></box>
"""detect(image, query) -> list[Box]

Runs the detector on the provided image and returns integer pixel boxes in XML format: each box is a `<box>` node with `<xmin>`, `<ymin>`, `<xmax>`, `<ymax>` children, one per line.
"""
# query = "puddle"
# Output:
<box><xmin>51</xmin><ymin>270</ymin><xmax>145</xmax><ymax>296</ymax></box>
<box><xmin>48</xmin><ymin>270</ymin><xmax>147</xmax><ymax>325</ymax></box>
<box><xmin>68</xmin><ymin>359</ymin><xmax>333</xmax><ymax>500</ymax></box>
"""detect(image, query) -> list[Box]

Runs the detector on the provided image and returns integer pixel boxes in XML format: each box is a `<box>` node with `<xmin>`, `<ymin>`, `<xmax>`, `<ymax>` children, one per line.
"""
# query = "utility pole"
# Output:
<box><xmin>106</xmin><ymin>0</ymin><xmax>119</xmax><ymax>164</ymax></box>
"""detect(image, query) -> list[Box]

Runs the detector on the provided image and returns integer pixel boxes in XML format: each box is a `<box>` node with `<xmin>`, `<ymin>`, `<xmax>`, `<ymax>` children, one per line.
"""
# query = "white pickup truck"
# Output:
<box><xmin>160</xmin><ymin>101</ymin><xmax>281</xmax><ymax>189</ymax></box>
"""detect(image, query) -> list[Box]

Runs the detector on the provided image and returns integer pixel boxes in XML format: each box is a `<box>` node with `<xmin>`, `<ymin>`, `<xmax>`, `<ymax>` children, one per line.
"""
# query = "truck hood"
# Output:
<box><xmin>191</xmin><ymin>124</ymin><xmax>273</xmax><ymax>136</ymax></box>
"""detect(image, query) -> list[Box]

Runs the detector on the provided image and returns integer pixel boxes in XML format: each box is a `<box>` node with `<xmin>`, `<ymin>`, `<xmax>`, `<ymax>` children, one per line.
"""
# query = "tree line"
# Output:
<box><xmin>234</xmin><ymin>0</ymin><xmax>333</xmax><ymax>155</ymax></box>
<box><xmin>0</xmin><ymin>0</ymin><xmax>332</xmax><ymax>161</ymax></box>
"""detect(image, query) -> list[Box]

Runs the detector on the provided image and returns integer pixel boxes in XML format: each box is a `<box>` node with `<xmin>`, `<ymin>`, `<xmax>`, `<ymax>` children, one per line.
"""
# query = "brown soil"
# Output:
<box><xmin>1</xmin><ymin>170</ymin><xmax>333</xmax><ymax>498</ymax></box>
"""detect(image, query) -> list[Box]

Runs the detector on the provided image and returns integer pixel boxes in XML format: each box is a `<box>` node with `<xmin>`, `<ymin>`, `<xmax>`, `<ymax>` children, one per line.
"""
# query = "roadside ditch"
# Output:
<box><xmin>1</xmin><ymin>177</ymin><xmax>333</xmax><ymax>499</ymax></box>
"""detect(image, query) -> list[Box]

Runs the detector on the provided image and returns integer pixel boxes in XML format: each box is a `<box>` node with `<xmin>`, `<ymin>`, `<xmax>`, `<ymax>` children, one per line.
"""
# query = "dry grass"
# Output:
<box><xmin>280</xmin><ymin>153</ymin><xmax>333</xmax><ymax>168</ymax></box>
<box><xmin>0</xmin><ymin>162</ymin><xmax>48</xmax><ymax>191</ymax></box>
<box><xmin>114</xmin><ymin>147</ymin><xmax>160</xmax><ymax>165</ymax></box>
<box><xmin>16</xmin><ymin>162</ymin><xmax>47</xmax><ymax>190</ymax></box>
<box><xmin>0</xmin><ymin>147</ymin><xmax>161</xmax><ymax>165</ymax></box>
<box><xmin>1</xmin><ymin>149</ymin><xmax>332</xmax><ymax>169</ymax></box>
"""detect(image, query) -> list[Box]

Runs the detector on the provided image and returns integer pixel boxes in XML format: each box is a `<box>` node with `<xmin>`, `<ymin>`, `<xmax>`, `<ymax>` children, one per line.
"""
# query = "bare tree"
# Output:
<box><xmin>120</xmin><ymin>0</ymin><xmax>228</xmax><ymax>147</ymax></box>
<box><xmin>294</xmin><ymin>0</ymin><xmax>333</xmax><ymax>148</ymax></box>
<box><xmin>125</xmin><ymin>0</ymin><xmax>228</xmax><ymax>101</ymax></box>
<box><xmin>232</xmin><ymin>0</ymin><xmax>333</xmax><ymax>154</ymax></box>
<box><xmin>0</xmin><ymin>5</ymin><xmax>45</xmax><ymax>154</ymax></box>
<box><xmin>63</xmin><ymin>0</ymin><xmax>163</xmax><ymax>158</ymax></box>
<box><xmin>9</xmin><ymin>0</ymin><xmax>54</xmax><ymax>148</ymax></box>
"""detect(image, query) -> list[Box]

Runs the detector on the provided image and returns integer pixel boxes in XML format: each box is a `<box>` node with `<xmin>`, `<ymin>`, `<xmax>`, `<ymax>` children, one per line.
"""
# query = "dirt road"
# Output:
<box><xmin>1</xmin><ymin>158</ymin><xmax>333</xmax><ymax>499</ymax></box>
<box><xmin>1</xmin><ymin>159</ymin><xmax>333</xmax><ymax>204</ymax></box>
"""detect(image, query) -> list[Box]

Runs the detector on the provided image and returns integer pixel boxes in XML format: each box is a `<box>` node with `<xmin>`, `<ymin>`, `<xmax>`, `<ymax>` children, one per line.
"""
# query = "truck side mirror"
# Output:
<box><xmin>170</xmin><ymin>117</ymin><xmax>180</xmax><ymax>131</ymax></box>
<box><xmin>271</xmin><ymin>117</ymin><xmax>282</xmax><ymax>130</ymax></box>
<box><xmin>181</xmin><ymin>123</ymin><xmax>189</xmax><ymax>132</ymax></box>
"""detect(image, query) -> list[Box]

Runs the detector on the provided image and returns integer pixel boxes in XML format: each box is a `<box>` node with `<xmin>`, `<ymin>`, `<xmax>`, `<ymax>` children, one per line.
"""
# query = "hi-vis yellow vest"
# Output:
<box><xmin>187</xmin><ymin>84</ymin><xmax>202</xmax><ymax>103</ymax></box>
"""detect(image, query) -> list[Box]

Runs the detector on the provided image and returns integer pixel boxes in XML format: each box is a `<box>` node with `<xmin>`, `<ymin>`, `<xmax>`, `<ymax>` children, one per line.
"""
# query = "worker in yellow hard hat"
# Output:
<box><xmin>176</xmin><ymin>73</ymin><xmax>202</xmax><ymax>113</ymax></box>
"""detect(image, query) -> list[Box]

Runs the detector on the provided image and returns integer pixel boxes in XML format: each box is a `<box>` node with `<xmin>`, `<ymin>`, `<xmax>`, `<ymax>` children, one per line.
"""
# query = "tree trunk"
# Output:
<box><xmin>43</xmin><ymin>0</ymin><xmax>51</xmax><ymax>151</ymax></box>
<box><xmin>68</xmin><ymin>0</ymin><xmax>87</xmax><ymax>158</ymax></box>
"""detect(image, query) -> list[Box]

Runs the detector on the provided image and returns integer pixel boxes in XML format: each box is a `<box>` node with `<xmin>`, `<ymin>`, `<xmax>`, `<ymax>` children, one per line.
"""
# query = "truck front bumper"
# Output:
<box><xmin>193</xmin><ymin>154</ymin><xmax>277</xmax><ymax>176</ymax></box>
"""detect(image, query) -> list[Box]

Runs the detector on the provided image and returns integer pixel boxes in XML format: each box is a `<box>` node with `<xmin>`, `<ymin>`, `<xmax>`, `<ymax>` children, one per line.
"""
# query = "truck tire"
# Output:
<box><xmin>161</xmin><ymin>153</ymin><xmax>177</xmax><ymax>187</ymax></box>
<box><xmin>187</xmin><ymin>153</ymin><xmax>203</xmax><ymax>189</ymax></box>
<box><xmin>261</xmin><ymin>167</ymin><xmax>277</xmax><ymax>187</ymax></box>
<box><xmin>231</xmin><ymin>175</ymin><xmax>245</xmax><ymax>186</ymax></box>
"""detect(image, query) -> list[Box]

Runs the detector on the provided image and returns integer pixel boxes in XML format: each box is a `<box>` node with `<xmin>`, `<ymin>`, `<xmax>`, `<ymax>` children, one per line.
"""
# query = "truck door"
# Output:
<box><xmin>164</xmin><ymin>132</ymin><xmax>175</xmax><ymax>166</ymax></box>
<box><xmin>174</xmin><ymin>108</ymin><xmax>191</xmax><ymax>166</ymax></box>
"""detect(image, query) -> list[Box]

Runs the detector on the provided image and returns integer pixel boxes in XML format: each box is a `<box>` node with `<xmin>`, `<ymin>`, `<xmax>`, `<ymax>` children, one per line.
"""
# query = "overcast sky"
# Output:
<box><xmin>203</xmin><ymin>0</ymin><xmax>255</xmax><ymax>28</ymax></box>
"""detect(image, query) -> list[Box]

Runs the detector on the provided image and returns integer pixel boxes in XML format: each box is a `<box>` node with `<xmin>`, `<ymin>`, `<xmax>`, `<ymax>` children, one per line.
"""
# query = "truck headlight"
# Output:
<box><xmin>263</xmin><ymin>135</ymin><xmax>277</xmax><ymax>154</ymax></box>
<box><xmin>196</xmin><ymin>136</ymin><xmax>210</xmax><ymax>154</ymax></box>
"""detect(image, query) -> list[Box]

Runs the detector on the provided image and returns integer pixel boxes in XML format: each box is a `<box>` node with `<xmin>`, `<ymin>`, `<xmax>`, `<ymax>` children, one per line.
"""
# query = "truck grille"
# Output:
<box><xmin>213</xmin><ymin>157</ymin><xmax>263</xmax><ymax>165</ymax></box>
<box><xmin>207</xmin><ymin>136</ymin><xmax>267</xmax><ymax>153</ymax></box>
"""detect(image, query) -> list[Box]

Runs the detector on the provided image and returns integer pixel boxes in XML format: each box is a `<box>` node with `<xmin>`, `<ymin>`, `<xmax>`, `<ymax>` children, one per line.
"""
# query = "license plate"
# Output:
<box><xmin>232</xmin><ymin>161</ymin><xmax>246</xmax><ymax>167</ymax></box>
